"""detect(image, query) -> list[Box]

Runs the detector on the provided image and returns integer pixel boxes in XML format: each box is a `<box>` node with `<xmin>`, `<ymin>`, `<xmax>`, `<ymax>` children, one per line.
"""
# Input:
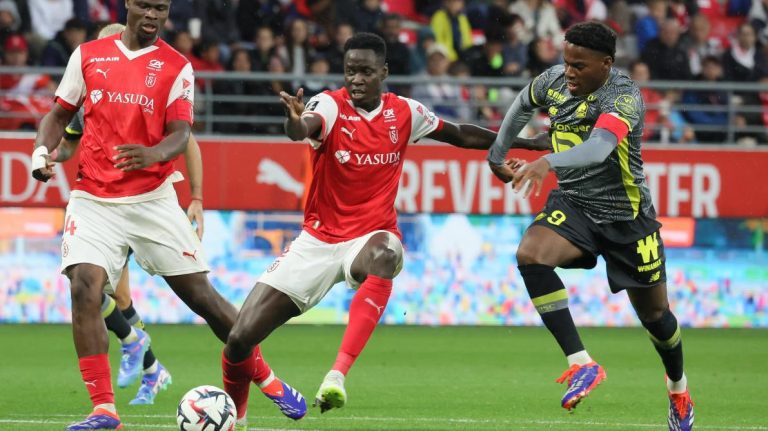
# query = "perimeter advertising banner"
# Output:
<box><xmin>1</xmin><ymin>137</ymin><xmax>767</xmax><ymax>217</ymax></box>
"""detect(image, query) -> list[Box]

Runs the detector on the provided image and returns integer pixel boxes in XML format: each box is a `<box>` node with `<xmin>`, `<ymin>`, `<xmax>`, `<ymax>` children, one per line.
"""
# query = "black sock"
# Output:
<box><xmin>519</xmin><ymin>264</ymin><xmax>585</xmax><ymax>356</ymax></box>
<box><xmin>121</xmin><ymin>301</ymin><xmax>144</xmax><ymax>329</ymax></box>
<box><xmin>641</xmin><ymin>309</ymin><xmax>684</xmax><ymax>381</ymax></box>
<box><xmin>143</xmin><ymin>347</ymin><xmax>157</xmax><ymax>370</ymax></box>
<box><xmin>101</xmin><ymin>294</ymin><xmax>133</xmax><ymax>340</ymax></box>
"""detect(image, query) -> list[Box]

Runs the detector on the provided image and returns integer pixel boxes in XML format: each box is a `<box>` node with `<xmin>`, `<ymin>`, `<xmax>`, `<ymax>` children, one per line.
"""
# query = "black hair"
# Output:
<box><xmin>564</xmin><ymin>21</ymin><xmax>616</xmax><ymax>60</ymax></box>
<box><xmin>344</xmin><ymin>32</ymin><xmax>387</xmax><ymax>63</ymax></box>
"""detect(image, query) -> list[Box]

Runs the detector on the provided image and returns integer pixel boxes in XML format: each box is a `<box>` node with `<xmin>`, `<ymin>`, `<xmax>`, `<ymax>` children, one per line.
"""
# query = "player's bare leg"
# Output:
<box><xmin>316</xmin><ymin>232</ymin><xmax>401</xmax><ymax>413</ymax></box>
<box><xmin>224</xmin><ymin>283</ymin><xmax>306</xmax><ymax>425</ymax></box>
<box><xmin>627</xmin><ymin>283</ymin><xmax>693</xmax><ymax>431</ymax></box>
<box><xmin>66</xmin><ymin>263</ymin><xmax>124</xmax><ymax>430</ymax></box>
<box><xmin>516</xmin><ymin>226</ymin><xmax>606</xmax><ymax>410</ymax></box>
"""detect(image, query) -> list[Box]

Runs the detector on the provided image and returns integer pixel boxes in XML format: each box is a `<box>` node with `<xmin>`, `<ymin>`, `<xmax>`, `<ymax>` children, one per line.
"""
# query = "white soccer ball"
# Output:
<box><xmin>176</xmin><ymin>385</ymin><xmax>237</xmax><ymax>431</ymax></box>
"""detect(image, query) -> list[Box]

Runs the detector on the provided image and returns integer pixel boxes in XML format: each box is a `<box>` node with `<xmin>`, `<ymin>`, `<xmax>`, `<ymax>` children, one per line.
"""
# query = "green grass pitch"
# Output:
<box><xmin>0</xmin><ymin>324</ymin><xmax>765</xmax><ymax>431</ymax></box>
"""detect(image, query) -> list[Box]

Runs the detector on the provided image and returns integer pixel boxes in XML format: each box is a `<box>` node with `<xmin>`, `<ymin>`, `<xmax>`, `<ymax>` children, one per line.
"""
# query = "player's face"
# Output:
<box><xmin>125</xmin><ymin>0</ymin><xmax>170</xmax><ymax>46</ymax></box>
<box><xmin>343</xmin><ymin>49</ymin><xmax>388</xmax><ymax>111</ymax></box>
<box><xmin>562</xmin><ymin>42</ymin><xmax>612</xmax><ymax>96</ymax></box>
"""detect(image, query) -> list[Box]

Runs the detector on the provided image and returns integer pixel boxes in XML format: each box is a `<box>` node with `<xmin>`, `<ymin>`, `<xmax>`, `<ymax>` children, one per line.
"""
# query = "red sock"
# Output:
<box><xmin>79</xmin><ymin>354</ymin><xmax>114</xmax><ymax>407</ymax></box>
<box><xmin>251</xmin><ymin>345</ymin><xmax>273</xmax><ymax>384</ymax></box>
<box><xmin>222</xmin><ymin>351</ymin><xmax>255</xmax><ymax>419</ymax></box>
<box><xmin>333</xmin><ymin>275</ymin><xmax>392</xmax><ymax>375</ymax></box>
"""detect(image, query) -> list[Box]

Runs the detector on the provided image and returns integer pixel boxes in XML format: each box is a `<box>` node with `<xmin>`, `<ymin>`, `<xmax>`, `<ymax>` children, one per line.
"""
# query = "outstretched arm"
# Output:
<box><xmin>280</xmin><ymin>88</ymin><xmax>323</xmax><ymax>141</ymax></box>
<box><xmin>185</xmin><ymin>134</ymin><xmax>204</xmax><ymax>239</ymax></box>
<box><xmin>426</xmin><ymin>121</ymin><xmax>497</xmax><ymax>149</ymax></box>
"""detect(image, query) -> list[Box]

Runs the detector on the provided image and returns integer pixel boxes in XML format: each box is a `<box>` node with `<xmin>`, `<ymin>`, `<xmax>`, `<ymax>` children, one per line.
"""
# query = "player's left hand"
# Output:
<box><xmin>187</xmin><ymin>199</ymin><xmax>204</xmax><ymax>239</ymax></box>
<box><xmin>113</xmin><ymin>144</ymin><xmax>162</xmax><ymax>171</ymax></box>
<box><xmin>489</xmin><ymin>158</ymin><xmax>525</xmax><ymax>183</ymax></box>
<box><xmin>31</xmin><ymin>154</ymin><xmax>56</xmax><ymax>182</ymax></box>
<box><xmin>512</xmin><ymin>157</ymin><xmax>551</xmax><ymax>198</ymax></box>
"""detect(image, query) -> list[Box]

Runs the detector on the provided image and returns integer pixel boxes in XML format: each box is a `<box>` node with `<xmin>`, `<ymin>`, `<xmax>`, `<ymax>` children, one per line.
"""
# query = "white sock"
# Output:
<box><xmin>93</xmin><ymin>403</ymin><xmax>117</xmax><ymax>415</ymax></box>
<box><xmin>258</xmin><ymin>370</ymin><xmax>276</xmax><ymax>389</ymax></box>
<box><xmin>326</xmin><ymin>369</ymin><xmax>345</xmax><ymax>382</ymax></box>
<box><xmin>566</xmin><ymin>350</ymin><xmax>593</xmax><ymax>367</ymax></box>
<box><xmin>667</xmin><ymin>373</ymin><xmax>687</xmax><ymax>393</ymax></box>
<box><xmin>121</xmin><ymin>327</ymin><xmax>138</xmax><ymax>344</ymax></box>
<box><xmin>144</xmin><ymin>360</ymin><xmax>158</xmax><ymax>374</ymax></box>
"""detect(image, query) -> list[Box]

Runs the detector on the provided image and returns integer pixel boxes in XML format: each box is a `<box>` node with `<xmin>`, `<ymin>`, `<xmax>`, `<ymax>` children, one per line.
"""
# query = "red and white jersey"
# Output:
<box><xmin>301</xmin><ymin>87</ymin><xmax>443</xmax><ymax>243</ymax></box>
<box><xmin>54</xmin><ymin>33</ymin><xmax>194</xmax><ymax>200</ymax></box>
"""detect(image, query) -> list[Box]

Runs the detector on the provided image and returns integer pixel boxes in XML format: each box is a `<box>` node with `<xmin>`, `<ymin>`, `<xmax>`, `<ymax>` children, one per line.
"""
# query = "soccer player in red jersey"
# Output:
<box><xmin>221</xmin><ymin>32</ymin><xmax>545</xmax><ymax>423</ymax></box>
<box><xmin>31</xmin><ymin>1</ymin><xmax>305</xmax><ymax>429</ymax></box>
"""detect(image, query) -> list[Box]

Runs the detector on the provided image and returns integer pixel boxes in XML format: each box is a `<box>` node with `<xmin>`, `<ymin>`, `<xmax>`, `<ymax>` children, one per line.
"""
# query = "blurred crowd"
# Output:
<box><xmin>2</xmin><ymin>0</ymin><xmax>768</xmax><ymax>143</ymax></box>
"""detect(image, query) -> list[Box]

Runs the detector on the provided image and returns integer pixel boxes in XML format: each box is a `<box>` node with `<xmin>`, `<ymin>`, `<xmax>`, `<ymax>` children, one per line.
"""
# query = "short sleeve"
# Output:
<box><xmin>54</xmin><ymin>46</ymin><xmax>85</xmax><ymax>110</ymax></box>
<box><xmin>404</xmin><ymin>97</ymin><xmax>441</xmax><ymax>142</ymax></box>
<box><xmin>301</xmin><ymin>92</ymin><xmax>338</xmax><ymax>148</ymax></box>
<box><xmin>167</xmin><ymin>62</ymin><xmax>195</xmax><ymax>107</ymax></box>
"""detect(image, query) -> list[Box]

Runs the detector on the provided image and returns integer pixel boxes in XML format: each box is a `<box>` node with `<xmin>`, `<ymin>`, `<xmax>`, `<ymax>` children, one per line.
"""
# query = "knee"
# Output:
<box><xmin>69</xmin><ymin>277</ymin><xmax>102</xmax><ymax>309</ymax></box>
<box><xmin>516</xmin><ymin>243</ymin><xmax>544</xmax><ymax>266</ymax></box>
<box><xmin>367</xmin><ymin>245</ymin><xmax>400</xmax><ymax>277</ymax></box>
<box><xmin>226</xmin><ymin>326</ymin><xmax>254</xmax><ymax>360</ymax></box>
<box><xmin>637</xmin><ymin>306</ymin><xmax>669</xmax><ymax>323</ymax></box>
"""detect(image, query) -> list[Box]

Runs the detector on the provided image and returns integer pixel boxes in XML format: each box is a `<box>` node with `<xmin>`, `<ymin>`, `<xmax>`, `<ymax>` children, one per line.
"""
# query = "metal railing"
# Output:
<box><xmin>2</xmin><ymin>66</ymin><xmax>767</xmax><ymax>144</ymax></box>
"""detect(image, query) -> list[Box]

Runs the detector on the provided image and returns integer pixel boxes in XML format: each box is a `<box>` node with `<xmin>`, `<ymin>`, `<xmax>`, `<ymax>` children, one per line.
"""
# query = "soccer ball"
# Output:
<box><xmin>176</xmin><ymin>385</ymin><xmax>237</xmax><ymax>431</ymax></box>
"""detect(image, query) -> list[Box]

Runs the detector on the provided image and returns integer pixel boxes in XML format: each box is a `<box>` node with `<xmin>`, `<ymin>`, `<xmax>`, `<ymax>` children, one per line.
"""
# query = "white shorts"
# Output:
<box><xmin>60</xmin><ymin>194</ymin><xmax>209</xmax><ymax>293</ymax></box>
<box><xmin>258</xmin><ymin>230</ymin><xmax>403</xmax><ymax>313</ymax></box>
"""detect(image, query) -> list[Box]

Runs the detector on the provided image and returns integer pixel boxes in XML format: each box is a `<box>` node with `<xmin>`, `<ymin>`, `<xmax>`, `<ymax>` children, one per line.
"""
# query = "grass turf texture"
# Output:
<box><xmin>0</xmin><ymin>325</ymin><xmax>765</xmax><ymax>431</ymax></box>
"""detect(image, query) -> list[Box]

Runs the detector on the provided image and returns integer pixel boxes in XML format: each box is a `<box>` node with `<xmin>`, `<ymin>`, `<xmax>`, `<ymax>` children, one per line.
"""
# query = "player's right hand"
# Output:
<box><xmin>489</xmin><ymin>158</ymin><xmax>525</xmax><ymax>183</ymax></box>
<box><xmin>32</xmin><ymin>154</ymin><xmax>56</xmax><ymax>183</ymax></box>
<box><xmin>280</xmin><ymin>88</ymin><xmax>305</xmax><ymax>120</ymax></box>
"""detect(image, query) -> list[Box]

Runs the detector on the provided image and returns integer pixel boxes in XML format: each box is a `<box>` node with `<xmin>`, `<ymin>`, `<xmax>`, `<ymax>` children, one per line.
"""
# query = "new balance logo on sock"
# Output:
<box><xmin>364</xmin><ymin>297</ymin><xmax>384</xmax><ymax>316</ymax></box>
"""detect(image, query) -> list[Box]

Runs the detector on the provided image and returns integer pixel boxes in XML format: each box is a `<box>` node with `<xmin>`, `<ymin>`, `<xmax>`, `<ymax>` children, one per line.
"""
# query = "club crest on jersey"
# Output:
<box><xmin>147</xmin><ymin>59</ymin><xmax>164</xmax><ymax>71</ymax></box>
<box><xmin>383</xmin><ymin>108</ymin><xmax>396</xmax><ymax>123</ymax></box>
<box><xmin>389</xmin><ymin>126</ymin><xmax>399</xmax><ymax>144</ymax></box>
<box><xmin>145</xmin><ymin>73</ymin><xmax>157</xmax><ymax>88</ymax></box>
<box><xmin>335</xmin><ymin>150</ymin><xmax>351</xmax><ymax>164</ymax></box>
<box><xmin>90</xmin><ymin>89</ymin><xmax>103</xmax><ymax>104</ymax></box>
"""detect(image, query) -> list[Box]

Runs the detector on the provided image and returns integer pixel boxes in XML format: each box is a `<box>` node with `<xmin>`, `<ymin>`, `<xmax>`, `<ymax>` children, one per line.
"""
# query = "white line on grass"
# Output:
<box><xmin>4</xmin><ymin>415</ymin><xmax>767</xmax><ymax>430</ymax></box>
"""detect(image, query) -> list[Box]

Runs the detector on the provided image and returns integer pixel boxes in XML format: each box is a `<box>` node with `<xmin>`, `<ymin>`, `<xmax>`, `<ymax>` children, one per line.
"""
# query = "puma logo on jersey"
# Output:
<box><xmin>364</xmin><ymin>297</ymin><xmax>385</xmax><ymax>316</ymax></box>
<box><xmin>96</xmin><ymin>68</ymin><xmax>109</xmax><ymax>78</ymax></box>
<box><xmin>341</xmin><ymin>126</ymin><xmax>356</xmax><ymax>140</ymax></box>
<box><xmin>182</xmin><ymin>250</ymin><xmax>198</xmax><ymax>261</ymax></box>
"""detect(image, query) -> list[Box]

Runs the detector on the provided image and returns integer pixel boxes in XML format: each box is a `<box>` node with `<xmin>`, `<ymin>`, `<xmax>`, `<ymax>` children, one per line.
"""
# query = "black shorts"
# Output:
<box><xmin>531</xmin><ymin>190</ymin><xmax>666</xmax><ymax>293</ymax></box>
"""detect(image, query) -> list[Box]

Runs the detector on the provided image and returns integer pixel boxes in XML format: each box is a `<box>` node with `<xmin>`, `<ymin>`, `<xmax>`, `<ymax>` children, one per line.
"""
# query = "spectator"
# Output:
<box><xmin>353</xmin><ymin>0</ymin><xmax>384</xmax><ymax>34</ymax></box>
<box><xmin>527</xmin><ymin>37</ymin><xmax>560</xmax><ymax>77</ymax></box>
<box><xmin>191</xmin><ymin>39</ymin><xmax>225</xmax><ymax>90</ymax></box>
<box><xmin>723</xmin><ymin>23</ymin><xmax>767</xmax><ymax>82</ymax></box>
<box><xmin>0</xmin><ymin>34</ymin><xmax>54</xmax><ymax>130</ymax></box>
<box><xmin>380</xmin><ymin>14</ymin><xmax>411</xmax><ymax>75</ymax></box>
<box><xmin>200</xmin><ymin>0</ymin><xmax>239</xmax><ymax>46</ymax></box>
<box><xmin>251</xmin><ymin>55</ymin><xmax>292</xmax><ymax>134</ymax></box>
<box><xmin>39</xmin><ymin>17</ymin><xmax>86</xmax><ymax>67</ymax></box>
<box><xmin>236</xmin><ymin>0</ymin><xmax>286</xmax><ymax>41</ymax></box>
<box><xmin>554</xmin><ymin>0</ymin><xmax>608</xmax><ymax>25</ymax></box>
<box><xmin>325</xmin><ymin>22</ymin><xmax>354</xmax><ymax>74</ymax></box>
<box><xmin>213</xmin><ymin>48</ymin><xmax>261</xmax><ymax>134</ymax></box>
<box><xmin>509</xmin><ymin>0</ymin><xmax>564</xmax><ymax>46</ymax></box>
<box><xmin>629</xmin><ymin>60</ymin><xmax>694</xmax><ymax>143</ymax></box>
<box><xmin>411</xmin><ymin>26</ymin><xmax>436</xmax><ymax>75</ymax></box>
<box><xmin>502</xmin><ymin>13</ymin><xmax>529</xmax><ymax>77</ymax></box>
<box><xmin>302</xmin><ymin>55</ymin><xmax>334</xmax><ymax>99</ymax></box>
<box><xmin>641</xmin><ymin>17</ymin><xmax>692</xmax><ymax>80</ymax></box>
<box><xmin>448</xmin><ymin>60</ymin><xmax>472</xmax><ymax>120</ymax></box>
<box><xmin>166</xmin><ymin>0</ymin><xmax>196</xmax><ymax>33</ymax></box>
<box><xmin>683</xmin><ymin>14</ymin><xmax>724</xmax><ymax>76</ymax></box>
<box><xmin>682</xmin><ymin>55</ymin><xmax>729</xmax><ymax>143</ymax></box>
<box><xmin>635</xmin><ymin>0</ymin><xmax>668</xmax><ymax>53</ymax></box>
<box><xmin>464</xmin><ymin>27</ymin><xmax>505</xmax><ymax>78</ymax></box>
<box><xmin>411</xmin><ymin>43</ymin><xmax>462</xmax><ymax>120</ymax></box>
<box><xmin>251</xmin><ymin>26</ymin><xmax>277</xmax><ymax>72</ymax></box>
<box><xmin>28</xmin><ymin>0</ymin><xmax>73</xmax><ymax>40</ymax></box>
<box><xmin>282</xmin><ymin>18</ymin><xmax>315</xmax><ymax>80</ymax></box>
<box><xmin>430</xmin><ymin>0</ymin><xmax>473</xmax><ymax>62</ymax></box>
<box><xmin>170</xmin><ymin>30</ymin><xmax>197</xmax><ymax>61</ymax></box>
<box><xmin>0</xmin><ymin>0</ymin><xmax>21</xmax><ymax>52</ymax></box>
<box><xmin>466</xmin><ymin>0</ymin><xmax>512</xmax><ymax>38</ymax></box>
